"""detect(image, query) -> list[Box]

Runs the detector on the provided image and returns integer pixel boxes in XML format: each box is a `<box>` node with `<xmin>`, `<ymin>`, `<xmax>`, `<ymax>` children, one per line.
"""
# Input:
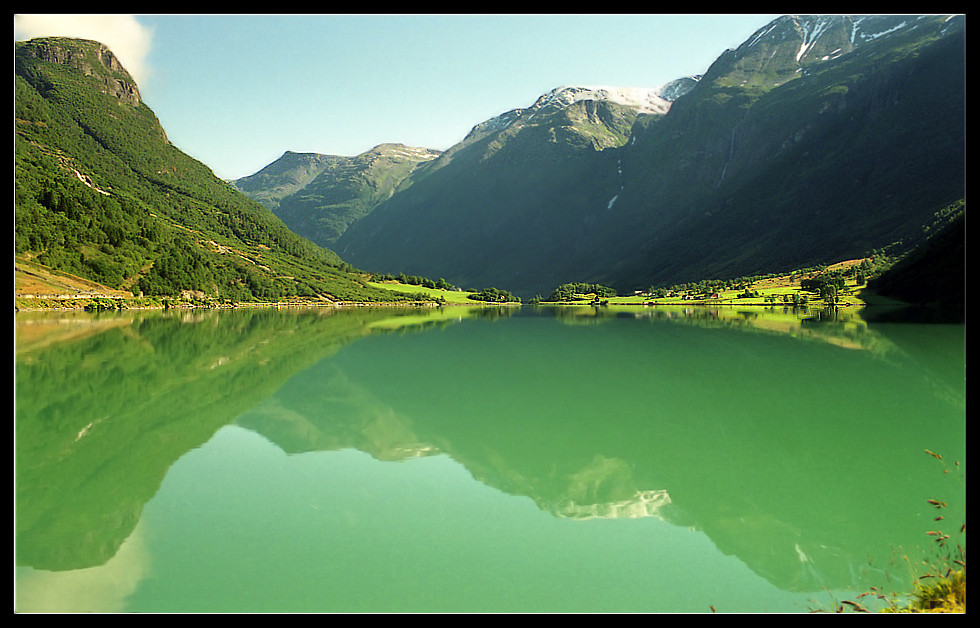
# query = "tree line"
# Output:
<box><xmin>372</xmin><ymin>272</ymin><xmax>458</xmax><ymax>291</ymax></box>
<box><xmin>545</xmin><ymin>282</ymin><xmax>618</xmax><ymax>302</ymax></box>
<box><xmin>467</xmin><ymin>287</ymin><xmax>521</xmax><ymax>303</ymax></box>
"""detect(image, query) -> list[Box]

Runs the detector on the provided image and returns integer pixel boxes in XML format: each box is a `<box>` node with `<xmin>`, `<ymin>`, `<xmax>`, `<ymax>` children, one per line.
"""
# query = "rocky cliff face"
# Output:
<box><xmin>17</xmin><ymin>37</ymin><xmax>142</xmax><ymax>106</ymax></box>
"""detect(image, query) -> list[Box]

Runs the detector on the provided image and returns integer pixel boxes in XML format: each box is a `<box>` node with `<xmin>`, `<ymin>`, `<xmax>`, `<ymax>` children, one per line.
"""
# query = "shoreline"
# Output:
<box><xmin>12</xmin><ymin>296</ymin><xmax>521</xmax><ymax>312</ymax></box>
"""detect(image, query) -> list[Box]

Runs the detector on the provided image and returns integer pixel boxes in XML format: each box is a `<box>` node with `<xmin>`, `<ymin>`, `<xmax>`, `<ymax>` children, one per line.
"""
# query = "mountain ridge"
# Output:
<box><xmin>325</xmin><ymin>13</ymin><xmax>964</xmax><ymax>297</ymax></box>
<box><xmin>16</xmin><ymin>15</ymin><xmax>965</xmax><ymax>304</ymax></box>
<box><xmin>231</xmin><ymin>81</ymin><xmax>696</xmax><ymax>248</ymax></box>
<box><xmin>232</xmin><ymin>143</ymin><xmax>442</xmax><ymax>247</ymax></box>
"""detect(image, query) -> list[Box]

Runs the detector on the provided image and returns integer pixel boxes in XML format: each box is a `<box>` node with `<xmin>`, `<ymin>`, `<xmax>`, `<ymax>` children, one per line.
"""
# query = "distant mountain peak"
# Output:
<box><xmin>530</xmin><ymin>85</ymin><xmax>672</xmax><ymax>116</ymax></box>
<box><xmin>359</xmin><ymin>143</ymin><xmax>442</xmax><ymax>161</ymax></box>
<box><xmin>714</xmin><ymin>14</ymin><xmax>962</xmax><ymax>84</ymax></box>
<box><xmin>740</xmin><ymin>14</ymin><xmax>911</xmax><ymax>52</ymax></box>
<box><xmin>466</xmin><ymin>78</ymin><xmax>700</xmax><ymax>142</ymax></box>
<box><xmin>529</xmin><ymin>79</ymin><xmax>701</xmax><ymax>115</ymax></box>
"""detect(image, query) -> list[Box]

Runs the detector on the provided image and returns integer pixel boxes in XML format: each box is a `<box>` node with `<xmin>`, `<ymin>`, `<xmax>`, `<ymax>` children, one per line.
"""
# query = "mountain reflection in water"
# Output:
<box><xmin>15</xmin><ymin>305</ymin><xmax>965</xmax><ymax>612</ymax></box>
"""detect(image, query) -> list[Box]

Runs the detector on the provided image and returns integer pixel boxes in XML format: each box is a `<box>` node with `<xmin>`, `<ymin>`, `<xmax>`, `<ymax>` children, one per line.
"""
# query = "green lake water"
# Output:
<box><xmin>14</xmin><ymin>304</ymin><xmax>965</xmax><ymax>613</ymax></box>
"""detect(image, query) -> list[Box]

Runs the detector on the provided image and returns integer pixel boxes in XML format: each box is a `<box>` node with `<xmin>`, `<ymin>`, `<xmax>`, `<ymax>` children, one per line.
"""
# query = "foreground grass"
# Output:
<box><xmin>833</xmin><ymin>568</ymin><xmax>966</xmax><ymax>614</ymax></box>
<box><xmin>833</xmin><ymin>451</ymin><xmax>965</xmax><ymax>614</ymax></box>
<box><xmin>898</xmin><ymin>569</ymin><xmax>966</xmax><ymax>613</ymax></box>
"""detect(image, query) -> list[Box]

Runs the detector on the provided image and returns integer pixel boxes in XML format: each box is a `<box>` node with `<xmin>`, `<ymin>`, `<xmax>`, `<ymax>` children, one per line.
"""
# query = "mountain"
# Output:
<box><xmin>866</xmin><ymin>201</ymin><xmax>964</xmax><ymax>311</ymax></box>
<box><xmin>14</xmin><ymin>37</ymin><xmax>419</xmax><ymax>304</ymax></box>
<box><xmin>315</xmin><ymin>14</ymin><xmax>964</xmax><ymax>298</ymax></box>
<box><xmin>330</xmin><ymin>83</ymin><xmax>689</xmax><ymax>293</ymax></box>
<box><xmin>231</xmin><ymin>151</ymin><xmax>342</xmax><ymax>211</ymax></box>
<box><xmin>232</xmin><ymin>144</ymin><xmax>441</xmax><ymax>247</ymax></box>
<box><xmin>233</xmin><ymin>81</ymin><xmax>699</xmax><ymax>280</ymax></box>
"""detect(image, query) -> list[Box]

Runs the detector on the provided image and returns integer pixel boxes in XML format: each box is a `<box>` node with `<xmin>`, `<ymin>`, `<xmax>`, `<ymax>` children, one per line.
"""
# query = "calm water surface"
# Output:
<box><xmin>14</xmin><ymin>305</ymin><xmax>965</xmax><ymax>612</ymax></box>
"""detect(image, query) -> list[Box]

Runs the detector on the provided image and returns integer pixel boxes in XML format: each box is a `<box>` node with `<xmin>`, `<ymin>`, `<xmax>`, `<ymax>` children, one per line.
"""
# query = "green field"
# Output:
<box><xmin>372</xmin><ymin>259</ymin><xmax>890</xmax><ymax>309</ymax></box>
<box><xmin>367</xmin><ymin>281</ymin><xmax>486</xmax><ymax>304</ymax></box>
<box><xmin>548</xmin><ymin>260</ymin><xmax>880</xmax><ymax>308</ymax></box>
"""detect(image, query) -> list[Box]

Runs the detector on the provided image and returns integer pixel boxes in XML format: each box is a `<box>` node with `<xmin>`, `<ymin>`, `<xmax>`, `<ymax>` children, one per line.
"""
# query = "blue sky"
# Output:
<box><xmin>15</xmin><ymin>14</ymin><xmax>780</xmax><ymax>180</ymax></box>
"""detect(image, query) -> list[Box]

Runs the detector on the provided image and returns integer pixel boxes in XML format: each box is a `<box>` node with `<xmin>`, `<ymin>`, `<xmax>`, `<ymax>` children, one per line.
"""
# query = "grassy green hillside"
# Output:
<box><xmin>14</xmin><ymin>37</ymin><xmax>424</xmax><ymax>305</ymax></box>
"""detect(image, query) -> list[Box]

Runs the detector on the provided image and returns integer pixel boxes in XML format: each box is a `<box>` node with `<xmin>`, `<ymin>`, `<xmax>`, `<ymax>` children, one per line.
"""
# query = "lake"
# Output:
<box><xmin>14</xmin><ymin>304</ymin><xmax>965</xmax><ymax>613</ymax></box>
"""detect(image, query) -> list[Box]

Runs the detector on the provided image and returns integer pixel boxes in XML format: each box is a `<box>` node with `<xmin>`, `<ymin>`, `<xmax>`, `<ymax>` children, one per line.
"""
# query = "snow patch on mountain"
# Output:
<box><xmin>744</xmin><ymin>20</ymin><xmax>782</xmax><ymax>48</ymax></box>
<box><xmin>794</xmin><ymin>15</ymin><xmax>835</xmax><ymax>61</ymax></box>
<box><xmin>469</xmin><ymin>78</ymin><xmax>699</xmax><ymax>139</ymax></box>
<box><xmin>531</xmin><ymin>85</ymin><xmax>671</xmax><ymax>116</ymax></box>
<box><xmin>381</xmin><ymin>144</ymin><xmax>442</xmax><ymax>161</ymax></box>
<box><xmin>850</xmin><ymin>16</ymin><xmax>910</xmax><ymax>44</ymax></box>
<box><xmin>466</xmin><ymin>109</ymin><xmax>523</xmax><ymax>138</ymax></box>
<box><xmin>740</xmin><ymin>15</ymin><xmax>951</xmax><ymax>67</ymax></box>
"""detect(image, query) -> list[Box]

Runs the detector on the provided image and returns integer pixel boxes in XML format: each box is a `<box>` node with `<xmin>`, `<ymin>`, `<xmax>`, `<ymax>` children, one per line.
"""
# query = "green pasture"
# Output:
<box><xmin>367</xmin><ymin>281</ymin><xmax>480</xmax><ymax>304</ymax></box>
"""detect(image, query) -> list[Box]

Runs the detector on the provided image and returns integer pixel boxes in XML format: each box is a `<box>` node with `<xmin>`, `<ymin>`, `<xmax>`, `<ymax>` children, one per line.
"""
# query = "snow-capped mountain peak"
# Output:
<box><xmin>530</xmin><ymin>85</ymin><xmax>672</xmax><ymax>115</ymax></box>
<box><xmin>736</xmin><ymin>14</ymin><xmax>961</xmax><ymax>67</ymax></box>
<box><xmin>528</xmin><ymin>79</ymin><xmax>700</xmax><ymax>116</ymax></box>
<box><xmin>464</xmin><ymin>78</ymin><xmax>700</xmax><ymax>142</ymax></box>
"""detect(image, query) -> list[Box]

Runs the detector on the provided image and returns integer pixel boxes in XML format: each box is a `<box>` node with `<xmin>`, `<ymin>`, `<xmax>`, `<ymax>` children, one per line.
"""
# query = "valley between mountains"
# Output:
<box><xmin>14</xmin><ymin>15</ymin><xmax>965</xmax><ymax>313</ymax></box>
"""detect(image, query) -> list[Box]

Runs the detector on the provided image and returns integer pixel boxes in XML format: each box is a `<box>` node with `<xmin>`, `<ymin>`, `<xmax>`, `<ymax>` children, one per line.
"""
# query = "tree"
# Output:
<box><xmin>546</xmin><ymin>282</ymin><xmax>617</xmax><ymax>301</ymax></box>
<box><xmin>468</xmin><ymin>287</ymin><xmax>519</xmax><ymax>303</ymax></box>
<box><xmin>820</xmin><ymin>284</ymin><xmax>837</xmax><ymax>303</ymax></box>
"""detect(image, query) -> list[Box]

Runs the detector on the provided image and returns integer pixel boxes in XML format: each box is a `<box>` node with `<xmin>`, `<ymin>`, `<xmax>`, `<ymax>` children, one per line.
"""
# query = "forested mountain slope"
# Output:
<box><xmin>14</xmin><ymin>37</ymin><xmax>414</xmax><ymax>304</ymax></box>
<box><xmin>330</xmin><ymin>15</ymin><xmax>964</xmax><ymax>298</ymax></box>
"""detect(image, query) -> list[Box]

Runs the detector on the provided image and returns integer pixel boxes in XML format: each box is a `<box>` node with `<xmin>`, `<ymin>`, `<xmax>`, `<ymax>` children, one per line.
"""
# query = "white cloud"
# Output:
<box><xmin>14</xmin><ymin>14</ymin><xmax>154</xmax><ymax>86</ymax></box>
